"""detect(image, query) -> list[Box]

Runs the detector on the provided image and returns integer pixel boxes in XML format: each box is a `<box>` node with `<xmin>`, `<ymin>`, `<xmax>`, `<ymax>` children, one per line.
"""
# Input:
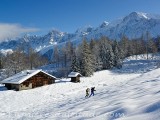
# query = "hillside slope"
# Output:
<box><xmin>0</xmin><ymin>55</ymin><xmax>160</xmax><ymax>120</ymax></box>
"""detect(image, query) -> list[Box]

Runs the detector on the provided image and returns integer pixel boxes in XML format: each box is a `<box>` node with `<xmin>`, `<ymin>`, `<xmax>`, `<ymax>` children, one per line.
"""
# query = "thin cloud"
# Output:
<box><xmin>0</xmin><ymin>23</ymin><xmax>39</xmax><ymax>41</ymax></box>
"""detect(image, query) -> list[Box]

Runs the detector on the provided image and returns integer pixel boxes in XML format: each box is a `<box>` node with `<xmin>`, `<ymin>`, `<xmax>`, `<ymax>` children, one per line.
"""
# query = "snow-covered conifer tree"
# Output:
<box><xmin>80</xmin><ymin>39</ymin><xmax>95</xmax><ymax>76</ymax></box>
<box><xmin>71</xmin><ymin>52</ymin><xmax>80</xmax><ymax>72</ymax></box>
<box><xmin>99</xmin><ymin>37</ymin><xmax>114</xmax><ymax>69</ymax></box>
<box><xmin>113</xmin><ymin>41</ymin><xmax>122</xmax><ymax>69</ymax></box>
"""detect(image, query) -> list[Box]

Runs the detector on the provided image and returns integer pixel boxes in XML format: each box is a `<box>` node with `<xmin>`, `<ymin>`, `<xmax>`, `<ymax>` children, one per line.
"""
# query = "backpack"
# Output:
<box><xmin>86</xmin><ymin>88</ymin><xmax>90</xmax><ymax>92</ymax></box>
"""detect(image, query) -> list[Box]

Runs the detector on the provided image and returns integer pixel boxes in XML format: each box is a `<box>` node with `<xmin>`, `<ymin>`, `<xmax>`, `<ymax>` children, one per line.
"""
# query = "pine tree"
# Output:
<box><xmin>145</xmin><ymin>31</ymin><xmax>150</xmax><ymax>60</ymax></box>
<box><xmin>89</xmin><ymin>39</ymin><xmax>102</xmax><ymax>71</ymax></box>
<box><xmin>119</xmin><ymin>35</ymin><xmax>129</xmax><ymax>57</ymax></box>
<box><xmin>71</xmin><ymin>52</ymin><xmax>80</xmax><ymax>72</ymax></box>
<box><xmin>106</xmin><ymin>44</ymin><xmax>114</xmax><ymax>69</ymax></box>
<box><xmin>99</xmin><ymin>37</ymin><xmax>114</xmax><ymax>69</ymax></box>
<box><xmin>148</xmin><ymin>38</ymin><xmax>157</xmax><ymax>59</ymax></box>
<box><xmin>139</xmin><ymin>34</ymin><xmax>146</xmax><ymax>56</ymax></box>
<box><xmin>66</xmin><ymin>40</ymin><xmax>74</xmax><ymax>62</ymax></box>
<box><xmin>53</xmin><ymin>45</ymin><xmax>60</xmax><ymax>67</ymax></box>
<box><xmin>132</xmin><ymin>39</ymin><xmax>139</xmax><ymax>60</ymax></box>
<box><xmin>155</xmin><ymin>36</ymin><xmax>160</xmax><ymax>52</ymax></box>
<box><xmin>0</xmin><ymin>53</ymin><xmax>3</xmax><ymax>69</ymax></box>
<box><xmin>113</xmin><ymin>41</ymin><xmax>122</xmax><ymax>69</ymax></box>
<box><xmin>61</xmin><ymin>47</ymin><xmax>67</xmax><ymax>67</ymax></box>
<box><xmin>80</xmin><ymin>39</ymin><xmax>95</xmax><ymax>76</ymax></box>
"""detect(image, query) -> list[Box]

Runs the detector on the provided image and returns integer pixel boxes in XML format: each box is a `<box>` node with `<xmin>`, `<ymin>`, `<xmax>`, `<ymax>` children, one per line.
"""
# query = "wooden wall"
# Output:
<box><xmin>71</xmin><ymin>77</ymin><xmax>80</xmax><ymax>82</ymax></box>
<box><xmin>20</xmin><ymin>72</ymin><xmax>55</xmax><ymax>90</ymax></box>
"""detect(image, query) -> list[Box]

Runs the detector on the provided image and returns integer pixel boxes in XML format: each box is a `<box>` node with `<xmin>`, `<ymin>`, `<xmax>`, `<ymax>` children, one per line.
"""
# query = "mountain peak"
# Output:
<box><xmin>126</xmin><ymin>12</ymin><xmax>149</xmax><ymax>20</ymax></box>
<box><xmin>47</xmin><ymin>29</ymin><xmax>65</xmax><ymax>37</ymax></box>
<box><xmin>136</xmin><ymin>12</ymin><xmax>149</xmax><ymax>19</ymax></box>
<box><xmin>100</xmin><ymin>21</ymin><xmax>109</xmax><ymax>28</ymax></box>
<box><xmin>122</xmin><ymin>12</ymin><xmax>150</xmax><ymax>23</ymax></box>
<box><xmin>127</xmin><ymin>12</ymin><xmax>160</xmax><ymax>20</ymax></box>
<box><xmin>75</xmin><ymin>25</ymin><xmax>93</xmax><ymax>34</ymax></box>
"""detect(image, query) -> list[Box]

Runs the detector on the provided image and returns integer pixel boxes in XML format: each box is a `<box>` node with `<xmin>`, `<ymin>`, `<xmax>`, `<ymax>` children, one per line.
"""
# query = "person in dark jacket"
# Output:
<box><xmin>89</xmin><ymin>87</ymin><xmax>96</xmax><ymax>97</ymax></box>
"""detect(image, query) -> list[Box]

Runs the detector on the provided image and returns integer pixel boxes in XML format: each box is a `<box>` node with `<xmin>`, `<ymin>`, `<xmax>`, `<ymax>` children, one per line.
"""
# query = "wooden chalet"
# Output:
<box><xmin>68</xmin><ymin>72</ymin><xmax>82</xmax><ymax>83</ymax></box>
<box><xmin>1</xmin><ymin>70</ymin><xmax>56</xmax><ymax>91</ymax></box>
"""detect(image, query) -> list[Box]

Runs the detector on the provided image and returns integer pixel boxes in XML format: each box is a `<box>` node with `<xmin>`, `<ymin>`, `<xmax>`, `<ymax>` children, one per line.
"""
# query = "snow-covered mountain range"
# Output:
<box><xmin>1</xmin><ymin>12</ymin><xmax>160</xmax><ymax>56</ymax></box>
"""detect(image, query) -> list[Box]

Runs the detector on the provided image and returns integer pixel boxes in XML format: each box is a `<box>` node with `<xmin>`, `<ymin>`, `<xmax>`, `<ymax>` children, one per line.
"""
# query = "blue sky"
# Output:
<box><xmin>0</xmin><ymin>0</ymin><xmax>160</xmax><ymax>39</ymax></box>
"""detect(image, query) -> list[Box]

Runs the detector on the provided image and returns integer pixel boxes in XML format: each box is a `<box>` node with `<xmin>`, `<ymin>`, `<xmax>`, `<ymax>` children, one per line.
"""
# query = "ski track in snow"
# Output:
<box><xmin>0</xmin><ymin>55</ymin><xmax>160</xmax><ymax>120</ymax></box>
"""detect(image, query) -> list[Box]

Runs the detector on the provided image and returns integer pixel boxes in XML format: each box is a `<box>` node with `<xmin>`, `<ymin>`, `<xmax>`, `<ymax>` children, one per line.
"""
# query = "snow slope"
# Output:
<box><xmin>0</xmin><ymin>55</ymin><xmax>160</xmax><ymax>120</ymax></box>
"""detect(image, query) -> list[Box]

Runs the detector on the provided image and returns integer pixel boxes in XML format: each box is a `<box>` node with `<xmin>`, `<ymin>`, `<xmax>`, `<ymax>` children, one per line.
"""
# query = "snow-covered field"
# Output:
<box><xmin>0</xmin><ymin>55</ymin><xmax>160</xmax><ymax>120</ymax></box>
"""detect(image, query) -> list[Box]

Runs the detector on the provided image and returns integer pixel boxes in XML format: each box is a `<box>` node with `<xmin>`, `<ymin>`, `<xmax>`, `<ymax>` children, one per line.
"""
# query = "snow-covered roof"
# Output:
<box><xmin>68</xmin><ymin>72</ymin><xmax>82</xmax><ymax>77</ymax></box>
<box><xmin>1</xmin><ymin>69</ymin><xmax>56</xmax><ymax>84</ymax></box>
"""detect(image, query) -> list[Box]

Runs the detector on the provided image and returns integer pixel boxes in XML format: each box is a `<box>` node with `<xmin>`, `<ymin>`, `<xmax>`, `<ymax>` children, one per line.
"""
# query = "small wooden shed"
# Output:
<box><xmin>1</xmin><ymin>69</ymin><xmax>56</xmax><ymax>91</ymax></box>
<box><xmin>68</xmin><ymin>72</ymin><xmax>82</xmax><ymax>83</ymax></box>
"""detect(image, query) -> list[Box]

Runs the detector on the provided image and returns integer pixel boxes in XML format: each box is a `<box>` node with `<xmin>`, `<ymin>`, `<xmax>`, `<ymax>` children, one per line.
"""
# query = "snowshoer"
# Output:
<box><xmin>85</xmin><ymin>88</ymin><xmax>90</xmax><ymax>98</ymax></box>
<box><xmin>89</xmin><ymin>87</ymin><xmax>96</xmax><ymax>97</ymax></box>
